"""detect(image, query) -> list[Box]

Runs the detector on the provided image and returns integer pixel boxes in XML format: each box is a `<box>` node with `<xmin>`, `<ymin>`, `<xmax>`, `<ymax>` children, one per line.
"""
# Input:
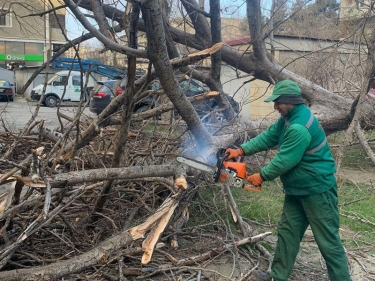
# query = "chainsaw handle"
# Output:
<box><xmin>217</xmin><ymin>148</ymin><xmax>240</xmax><ymax>162</ymax></box>
<box><xmin>243</xmin><ymin>184</ymin><xmax>262</xmax><ymax>193</ymax></box>
<box><xmin>214</xmin><ymin>149</ymin><xmax>230</xmax><ymax>182</ymax></box>
<box><xmin>216</xmin><ymin>148</ymin><xmax>229</xmax><ymax>160</ymax></box>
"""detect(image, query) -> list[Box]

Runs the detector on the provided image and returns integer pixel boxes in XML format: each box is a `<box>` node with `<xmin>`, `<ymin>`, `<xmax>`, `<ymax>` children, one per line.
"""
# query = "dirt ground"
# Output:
<box><xmin>196</xmin><ymin>226</ymin><xmax>373</xmax><ymax>281</ymax></box>
<box><xmin>204</xmin><ymin>168</ymin><xmax>375</xmax><ymax>281</ymax></box>
<box><xmin>337</xmin><ymin>168</ymin><xmax>375</xmax><ymax>186</ymax></box>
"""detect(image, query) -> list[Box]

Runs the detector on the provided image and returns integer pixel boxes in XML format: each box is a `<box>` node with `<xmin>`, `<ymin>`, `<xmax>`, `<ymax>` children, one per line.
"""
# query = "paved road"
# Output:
<box><xmin>0</xmin><ymin>96</ymin><xmax>96</xmax><ymax>132</ymax></box>
<box><xmin>0</xmin><ymin>97</ymin><xmax>99</xmax><ymax>195</ymax></box>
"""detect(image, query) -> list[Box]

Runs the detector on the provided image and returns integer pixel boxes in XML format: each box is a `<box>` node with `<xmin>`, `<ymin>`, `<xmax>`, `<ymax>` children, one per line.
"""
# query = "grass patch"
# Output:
<box><xmin>329</xmin><ymin>131</ymin><xmax>375</xmax><ymax>170</ymax></box>
<box><xmin>188</xmin><ymin>181</ymin><xmax>284</xmax><ymax>234</ymax></box>
<box><xmin>231</xmin><ymin>181</ymin><xmax>284</xmax><ymax>226</ymax></box>
<box><xmin>338</xmin><ymin>180</ymin><xmax>375</xmax><ymax>248</ymax></box>
<box><xmin>331</xmin><ymin>144</ymin><xmax>375</xmax><ymax>170</ymax></box>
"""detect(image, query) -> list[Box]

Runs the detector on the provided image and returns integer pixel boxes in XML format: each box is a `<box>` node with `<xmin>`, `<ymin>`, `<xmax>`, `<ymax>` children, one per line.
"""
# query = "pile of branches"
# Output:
<box><xmin>0</xmin><ymin>114</ymin><xmax>274</xmax><ymax>281</ymax></box>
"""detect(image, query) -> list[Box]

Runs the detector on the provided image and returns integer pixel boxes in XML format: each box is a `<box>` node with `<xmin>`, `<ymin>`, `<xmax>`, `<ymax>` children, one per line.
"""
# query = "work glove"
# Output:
<box><xmin>224</xmin><ymin>148</ymin><xmax>244</xmax><ymax>160</ymax></box>
<box><xmin>246</xmin><ymin>173</ymin><xmax>264</xmax><ymax>187</ymax></box>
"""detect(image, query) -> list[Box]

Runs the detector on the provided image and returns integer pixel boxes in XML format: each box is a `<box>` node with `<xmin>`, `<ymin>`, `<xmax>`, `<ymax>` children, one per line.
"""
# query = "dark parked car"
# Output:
<box><xmin>89</xmin><ymin>78</ymin><xmax>151</xmax><ymax>115</ymax></box>
<box><xmin>89</xmin><ymin>77</ymin><xmax>239</xmax><ymax>121</ymax></box>
<box><xmin>0</xmin><ymin>80</ymin><xmax>14</xmax><ymax>102</ymax></box>
<box><xmin>150</xmin><ymin>78</ymin><xmax>239</xmax><ymax>121</ymax></box>
<box><xmin>89</xmin><ymin>80</ymin><xmax>120</xmax><ymax>114</ymax></box>
<box><xmin>177</xmin><ymin>79</ymin><xmax>239</xmax><ymax>120</ymax></box>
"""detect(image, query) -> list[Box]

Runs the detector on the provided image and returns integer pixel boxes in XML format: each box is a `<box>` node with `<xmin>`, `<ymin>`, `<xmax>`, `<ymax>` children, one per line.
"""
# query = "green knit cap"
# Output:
<box><xmin>264</xmin><ymin>80</ymin><xmax>302</xmax><ymax>103</ymax></box>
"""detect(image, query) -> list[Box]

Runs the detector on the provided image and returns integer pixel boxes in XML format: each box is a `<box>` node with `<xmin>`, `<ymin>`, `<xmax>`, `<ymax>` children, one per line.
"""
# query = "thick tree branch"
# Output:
<box><xmin>64</xmin><ymin>0</ymin><xmax>147</xmax><ymax>58</ymax></box>
<box><xmin>90</xmin><ymin>0</ymin><xmax>117</xmax><ymax>42</ymax></box>
<box><xmin>140</xmin><ymin>0</ymin><xmax>214</xmax><ymax>149</ymax></box>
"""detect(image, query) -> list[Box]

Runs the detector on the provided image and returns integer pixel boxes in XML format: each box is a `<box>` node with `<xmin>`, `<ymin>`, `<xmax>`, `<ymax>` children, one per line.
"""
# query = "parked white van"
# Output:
<box><xmin>30</xmin><ymin>70</ymin><xmax>95</xmax><ymax>107</ymax></box>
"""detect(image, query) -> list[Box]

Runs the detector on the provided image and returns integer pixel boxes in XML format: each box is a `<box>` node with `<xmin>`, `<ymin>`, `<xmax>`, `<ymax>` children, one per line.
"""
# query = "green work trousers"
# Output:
<box><xmin>270</xmin><ymin>186</ymin><xmax>351</xmax><ymax>281</ymax></box>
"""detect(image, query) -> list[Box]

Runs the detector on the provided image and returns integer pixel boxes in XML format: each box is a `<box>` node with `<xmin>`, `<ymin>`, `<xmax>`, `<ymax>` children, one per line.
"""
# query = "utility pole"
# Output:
<box><xmin>44</xmin><ymin>0</ymin><xmax>52</xmax><ymax>62</ymax></box>
<box><xmin>270</xmin><ymin>0</ymin><xmax>275</xmax><ymax>58</ymax></box>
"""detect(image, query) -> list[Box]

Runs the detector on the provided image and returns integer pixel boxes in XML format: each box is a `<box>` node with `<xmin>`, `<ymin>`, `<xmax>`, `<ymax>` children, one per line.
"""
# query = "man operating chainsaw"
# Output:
<box><xmin>225</xmin><ymin>80</ymin><xmax>351</xmax><ymax>281</ymax></box>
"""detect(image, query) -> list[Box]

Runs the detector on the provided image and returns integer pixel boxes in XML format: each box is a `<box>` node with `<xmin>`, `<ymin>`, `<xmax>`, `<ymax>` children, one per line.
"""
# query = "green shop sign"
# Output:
<box><xmin>0</xmin><ymin>54</ymin><xmax>44</xmax><ymax>62</ymax></box>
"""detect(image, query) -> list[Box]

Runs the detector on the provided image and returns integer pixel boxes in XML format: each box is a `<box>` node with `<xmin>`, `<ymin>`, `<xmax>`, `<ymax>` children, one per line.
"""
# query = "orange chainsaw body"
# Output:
<box><xmin>216</xmin><ymin>149</ymin><xmax>262</xmax><ymax>193</ymax></box>
<box><xmin>222</xmin><ymin>161</ymin><xmax>247</xmax><ymax>178</ymax></box>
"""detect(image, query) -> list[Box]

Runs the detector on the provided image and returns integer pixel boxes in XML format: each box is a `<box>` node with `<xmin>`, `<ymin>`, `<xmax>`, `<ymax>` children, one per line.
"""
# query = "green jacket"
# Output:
<box><xmin>241</xmin><ymin>104</ymin><xmax>336</xmax><ymax>195</ymax></box>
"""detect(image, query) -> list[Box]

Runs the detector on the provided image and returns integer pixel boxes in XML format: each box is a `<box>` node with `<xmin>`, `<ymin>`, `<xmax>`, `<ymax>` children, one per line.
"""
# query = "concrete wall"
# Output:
<box><xmin>14</xmin><ymin>68</ymin><xmax>54</xmax><ymax>99</ymax></box>
<box><xmin>248</xmin><ymin>80</ymin><xmax>278</xmax><ymax>120</ymax></box>
<box><xmin>0</xmin><ymin>0</ymin><xmax>66</xmax><ymax>42</ymax></box>
<box><xmin>0</xmin><ymin>0</ymin><xmax>44</xmax><ymax>41</ymax></box>
<box><xmin>220</xmin><ymin>66</ymin><xmax>251</xmax><ymax>119</ymax></box>
<box><xmin>220</xmin><ymin>64</ymin><xmax>279</xmax><ymax>121</ymax></box>
<box><xmin>0</xmin><ymin>67</ymin><xmax>14</xmax><ymax>83</ymax></box>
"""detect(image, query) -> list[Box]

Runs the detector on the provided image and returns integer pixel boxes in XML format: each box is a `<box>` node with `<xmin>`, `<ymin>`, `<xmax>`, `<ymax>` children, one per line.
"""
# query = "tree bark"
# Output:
<box><xmin>140</xmin><ymin>0</ymin><xmax>214</xmax><ymax>149</ymax></box>
<box><xmin>91</xmin><ymin>3</ymin><xmax>140</xmax><ymax>223</ymax></box>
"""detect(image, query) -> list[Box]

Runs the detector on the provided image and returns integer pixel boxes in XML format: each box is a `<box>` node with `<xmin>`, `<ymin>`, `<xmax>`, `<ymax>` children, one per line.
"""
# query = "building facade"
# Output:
<box><xmin>339</xmin><ymin>0</ymin><xmax>375</xmax><ymax>34</ymax></box>
<box><xmin>0</xmin><ymin>0</ymin><xmax>67</xmax><ymax>70</ymax></box>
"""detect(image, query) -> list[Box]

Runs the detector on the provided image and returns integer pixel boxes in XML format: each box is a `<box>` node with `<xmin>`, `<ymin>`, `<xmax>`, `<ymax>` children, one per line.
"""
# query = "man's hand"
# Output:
<box><xmin>246</xmin><ymin>173</ymin><xmax>264</xmax><ymax>187</ymax></box>
<box><xmin>224</xmin><ymin>148</ymin><xmax>244</xmax><ymax>160</ymax></box>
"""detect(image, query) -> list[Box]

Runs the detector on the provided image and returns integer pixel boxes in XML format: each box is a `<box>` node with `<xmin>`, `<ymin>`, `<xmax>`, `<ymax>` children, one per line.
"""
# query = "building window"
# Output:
<box><xmin>54</xmin><ymin>75</ymin><xmax>69</xmax><ymax>86</ymax></box>
<box><xmin>52</xmin><ymin>44</ymin><xmax>64</xmax><ymax>56</ymax></box>
<box><xmin>0</xmin><ymin>9</ymin><xmax>11</xmax><ymax>27</ymax></box>
<box><xmin>50</xmin><ymin>14</ymin><xmax>65</xmax><ymax>30</ymax></box>
<box><xmin>6</xmin><ymin>42</ymin><xmax>24</xmax><ymax>55</ymax></box>
<box><xmin>0</xmin><ymin>41</ymin><xmax>5</xmax><ymax>53</ymax></box>
<box><xmin>72</xmin><ymin>76</ymin><xmax>81</xmax><ymax>86</ymax></box>
<box><xmin>25</xmin><ymin>43</ymin><xmax>44</xmax><ymax>54</ymax></box>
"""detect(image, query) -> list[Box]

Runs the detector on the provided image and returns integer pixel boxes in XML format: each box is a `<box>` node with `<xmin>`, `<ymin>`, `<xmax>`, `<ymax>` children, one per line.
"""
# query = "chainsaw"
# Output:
<box><xmin>176</xmin><ymin>148</ymin><xmax>262</xmax><ymax>192</ymax></box>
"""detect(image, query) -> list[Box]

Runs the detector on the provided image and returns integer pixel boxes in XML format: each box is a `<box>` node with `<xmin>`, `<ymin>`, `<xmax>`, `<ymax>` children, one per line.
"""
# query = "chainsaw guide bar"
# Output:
<box><xmin>176</xmin><ymin>156</ymin><xmax>216</xmax><ymax>174</ymax></box>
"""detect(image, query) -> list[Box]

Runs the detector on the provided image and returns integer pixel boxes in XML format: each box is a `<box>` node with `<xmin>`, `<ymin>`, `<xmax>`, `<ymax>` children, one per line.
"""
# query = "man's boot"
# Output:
<box><xmin>252</xmin><ymin>269</ymin><xmax>273</xmax><ymax>281</ymax></box>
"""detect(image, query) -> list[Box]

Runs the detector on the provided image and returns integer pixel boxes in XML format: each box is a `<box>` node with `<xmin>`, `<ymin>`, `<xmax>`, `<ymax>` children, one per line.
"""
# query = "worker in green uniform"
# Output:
<box><xmin>225</xmin><ymin>80</ymin><xmax>351</xmax><ymax>281</ymax></box>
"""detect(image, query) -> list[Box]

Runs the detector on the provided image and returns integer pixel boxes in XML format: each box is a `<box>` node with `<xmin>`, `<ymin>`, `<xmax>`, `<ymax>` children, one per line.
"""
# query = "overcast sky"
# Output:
<box><xmin>66</xmin><ymin>12</ymin><xmax>87</xmax><ymax>40</ymax></box>
<box><xmin>64</xmin><ymin>1</ymin><xmax>248</xmax><ymax>45</ymax></box>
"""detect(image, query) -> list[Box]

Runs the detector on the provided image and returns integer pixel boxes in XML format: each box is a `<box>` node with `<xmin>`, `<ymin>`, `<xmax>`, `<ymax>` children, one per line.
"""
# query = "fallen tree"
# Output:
<box><xmin>1</xmin><ymin>0</ymin><xmax>375</xmax><ymax>279</ymax></box>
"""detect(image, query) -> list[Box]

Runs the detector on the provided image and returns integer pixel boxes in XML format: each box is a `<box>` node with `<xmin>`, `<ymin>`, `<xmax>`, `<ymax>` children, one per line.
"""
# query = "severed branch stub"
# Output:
<box><xmin>140</xmin><ymin>198</ymin><xmax>178</xmax><ymax>264</ymax></box>
<box><xmin>131</xmin><ymin>167</ymin><xmax>189</xmax><ymax>264</ymax></box>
